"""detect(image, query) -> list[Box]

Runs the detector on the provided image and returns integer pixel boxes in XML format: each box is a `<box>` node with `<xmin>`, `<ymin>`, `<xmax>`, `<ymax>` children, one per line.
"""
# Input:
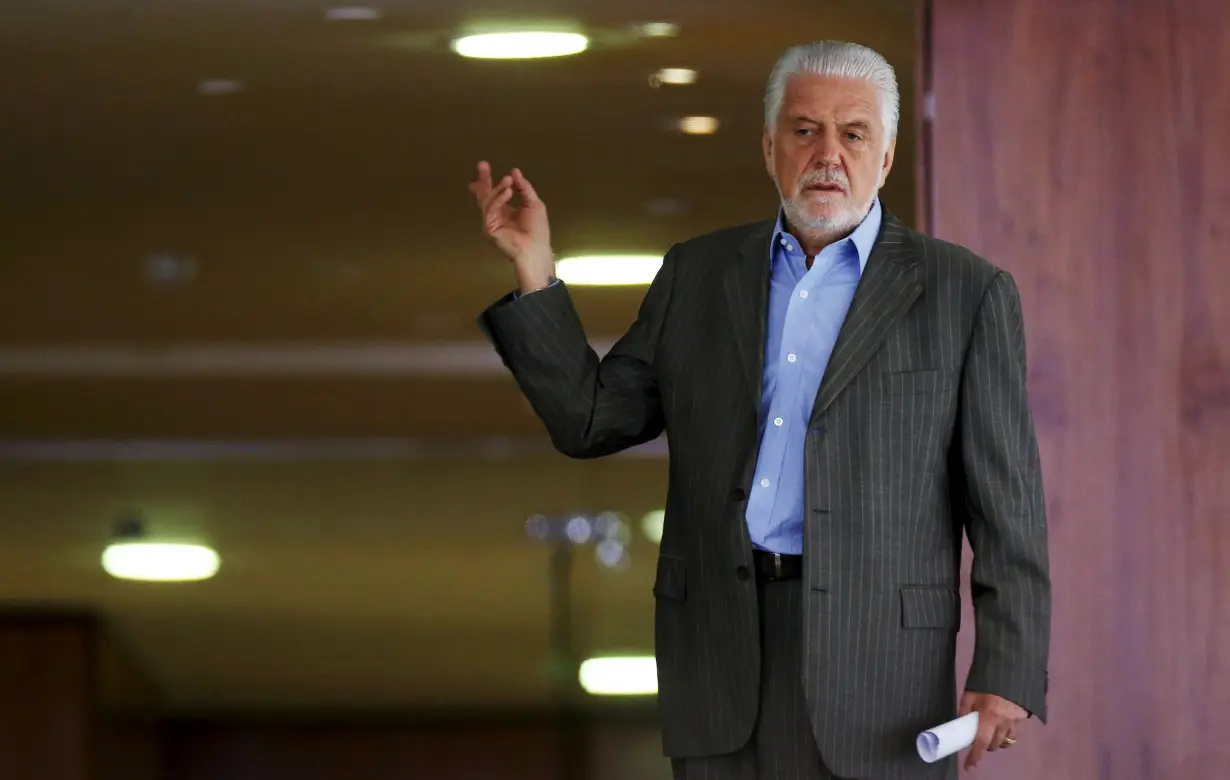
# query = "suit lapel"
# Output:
<box><xmin>724</xmin><ymin>222</ymin><xmax>774</xmax><ymax>417</ymax></box>
<box><xmin>810</xmin><ymin>214</ymin><xmax>923</xmax><ymax>423</ymax></box>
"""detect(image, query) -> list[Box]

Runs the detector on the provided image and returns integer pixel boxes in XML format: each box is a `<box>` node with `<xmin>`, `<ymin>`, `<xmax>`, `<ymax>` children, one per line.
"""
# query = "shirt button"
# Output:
<box><xmin>773</xmin><ymin>417</ymin><xmax>784</xmax><ymax>427</ymax></box>
<box><xmin>787</xmin><ymin>353</ymin><xmax>797</xmax><ymax>363</ymax></box>
<box><xmin>799</xmin><ymin>290</ymin><xmax>809</xmax><ymax>299</ymax></box>
<box><xmin>760</xmin><ymin>478</ymin><xmax>771</xmax><ymax>488</ymax></box>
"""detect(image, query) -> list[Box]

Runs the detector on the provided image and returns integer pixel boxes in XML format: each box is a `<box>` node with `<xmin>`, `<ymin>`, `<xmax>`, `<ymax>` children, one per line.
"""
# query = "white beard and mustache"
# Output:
<box><xmin>777</xmin><ymin>167</ymin><xmax>878</xmax><ymax>237</ymax></box>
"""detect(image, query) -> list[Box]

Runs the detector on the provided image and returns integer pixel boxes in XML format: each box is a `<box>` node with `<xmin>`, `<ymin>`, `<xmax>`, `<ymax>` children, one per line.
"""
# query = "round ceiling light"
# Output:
<box><xmin>451</xmin><ymin>31</ymin><xmax>588</xmax><ymax>60</ymax></box>
<box><xmin>640</xmin><ymin>509</ymin><xmax>665</xmax><ymax>543</ymax></box>
<box><xmin>102</xmin><ymin>542</ymin><xmax>220</xmax><ymax>582</ymax></box>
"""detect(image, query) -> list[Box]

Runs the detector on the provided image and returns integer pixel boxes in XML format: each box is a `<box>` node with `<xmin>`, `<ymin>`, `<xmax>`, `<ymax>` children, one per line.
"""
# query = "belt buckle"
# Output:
<box><xmin>773</xmin><ymin>553</ymin><xmax>782</xmax><ymax>579</ymax></box>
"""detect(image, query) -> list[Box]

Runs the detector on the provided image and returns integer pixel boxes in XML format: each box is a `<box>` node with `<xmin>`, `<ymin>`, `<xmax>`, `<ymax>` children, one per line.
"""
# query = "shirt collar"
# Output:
<box><xmin>772</xmin><ymin>196</ymin><xmax>883</xmax><ymax>274</ymax></box>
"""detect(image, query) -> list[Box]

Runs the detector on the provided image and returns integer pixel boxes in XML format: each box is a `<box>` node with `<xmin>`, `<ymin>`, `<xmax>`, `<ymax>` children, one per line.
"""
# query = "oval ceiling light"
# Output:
<box><xmin>651</xmin><ymin>68</ymin><xmax>697</xmax><ymax>87</ymax></box>
<box><xmin>641</xmin><ymin>22</ymin><xmax>680</xmax><ymax>38</ymax></box>
<box><xmin>579</xmin><ymin>656</ymin><xmax>657</xmax><ymax>696</ymax></box>
<box><xmin>555</xmin><ymin>255</ymin><xmax>663</xmax><ymax>286</ymax></box>
<box><xmin>197</xmin><ymin>79</ymin><xmax>244</xmax><ymax>96</ymax></box>
<box><xmin>325</xmin><ymin>6</ymin><xmax>381</xmax><ymax>21</ymax></box>
<box><xmin>451</xmin><ymin>31</ymin><xmax>588</xmax><ymax>60</ymax></box>
<box><xmin>102</xmin><ymin>542</ymin><xmax>220</xmax><ymax>582</ymax></box>
<box><xmin>678</xmin><ymin>116</ymin><xmax>720</xmax><ymax>135</ymax></box>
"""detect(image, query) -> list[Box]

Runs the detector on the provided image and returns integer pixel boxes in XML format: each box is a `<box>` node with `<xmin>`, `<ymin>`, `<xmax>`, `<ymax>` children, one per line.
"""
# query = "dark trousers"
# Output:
<box><xmin>670</xmin><ymin>577</ymin><xmax>841</xmax><ymax>780</ymax></box>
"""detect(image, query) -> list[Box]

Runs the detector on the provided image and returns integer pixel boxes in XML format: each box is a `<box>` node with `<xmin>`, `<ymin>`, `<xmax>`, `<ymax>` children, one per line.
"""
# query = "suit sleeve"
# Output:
<box><xmin>956</xmin><ymin>270</ymin><xmax>1052</xmax><ymax>722</ymax></box>
<box><xmin>476</xmin><ymin>247</ymin><xmax>676</xmax><ymax>459</ymax></box>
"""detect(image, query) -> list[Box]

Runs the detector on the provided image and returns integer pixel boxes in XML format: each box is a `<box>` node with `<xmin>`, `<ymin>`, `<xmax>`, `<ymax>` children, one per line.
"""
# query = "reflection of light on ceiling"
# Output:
<box><xmin>579</xmin><ymin>656</ymin><xmax>657</xmax><ymax>695</ymax></box>
<box><xmin>197</xmin><ymin>79</ymin><xmax>244</xmax><ymax>96</ymax></box>
<box><xmin>651</xmin><ymin>68</ymin><xmax>697</xmax><ymax>87</ymax></box>
<box><xmin>645</xmin><ymin>197</ymin><xmax>689</xmax><ymax>216</ymax></box>
<box><xmin>102</xmin><ymin>542</ymin><xmax>220</xmax><ymax>582</ymax></box>
<box><xmin>451</xmin><ymin>32</ymin><xmax>588</xmax><ymax>60</ymax></box>
<box><xmin>641</xmin><ymin>22</ymin><xmax>679</xmax><ymax>38</ymax></box>
<box><xmin>325</xmin><ymin>7</ymin><xmax>381</xmax><ymax>21</ymax></box>
<box><xmin>555</xmin><ymin>255</ymin><xmax>662</xmax><ymax>286</ymax></box>
<box><xmin>678</xmin><ymin>116</ymin><xmax>720</xmax><ymax>135</ymax></box>
<box><xmin>640</xmin><ymin>510</ymin><xmax>665</xmax><ymax>543</ymax></box>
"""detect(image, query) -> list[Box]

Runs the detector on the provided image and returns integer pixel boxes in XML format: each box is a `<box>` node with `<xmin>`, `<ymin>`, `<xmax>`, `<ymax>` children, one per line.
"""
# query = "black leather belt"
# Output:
<box><xmin>752</xmin><ymin>550</ymin><xmax>803</xmax><ymax>581</ymax></box>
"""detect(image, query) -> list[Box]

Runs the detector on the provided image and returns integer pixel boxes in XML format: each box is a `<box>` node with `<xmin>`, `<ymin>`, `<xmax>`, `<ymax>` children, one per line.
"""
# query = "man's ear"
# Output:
<box><xmin>762</xmin><ymin>127</ymin><xmax>775</xmax><ymax>179</ymax></box>
<box><xmin>878</xmin><ymin>136</ymin><xmax>897</xmax><ymax>188</ymax></box>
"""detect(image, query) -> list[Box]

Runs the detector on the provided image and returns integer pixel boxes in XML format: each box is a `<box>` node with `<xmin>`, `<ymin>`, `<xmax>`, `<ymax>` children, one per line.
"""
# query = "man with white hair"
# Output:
<box><xmin>470</xmin><ymin>40</ymin><xmax>1051</xmax><ymax>780</ymax></box>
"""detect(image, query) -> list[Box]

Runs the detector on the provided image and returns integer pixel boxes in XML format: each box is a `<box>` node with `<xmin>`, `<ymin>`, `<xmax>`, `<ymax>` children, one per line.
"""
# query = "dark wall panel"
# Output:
<box><xmin>163</xmin><ymin>721</ymin><xmax>562</xmax><ymax>780</ymax></box>
<box><xmin>0</xmin><ymin>618</ymin><xmax>92</xmax><ymax>780</ymax></box>
<box><xmin>927</xmin><ymin>1</ymin><xmax>1230</xmax><ymax>778</ymax></box>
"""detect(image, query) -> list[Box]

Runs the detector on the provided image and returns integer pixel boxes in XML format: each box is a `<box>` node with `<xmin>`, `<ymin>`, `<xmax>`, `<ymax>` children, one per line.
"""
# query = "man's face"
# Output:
<box><xmin>763</xmin><ymin>74</ymin><xmax>895</xmax><ymax>237</ymax></box>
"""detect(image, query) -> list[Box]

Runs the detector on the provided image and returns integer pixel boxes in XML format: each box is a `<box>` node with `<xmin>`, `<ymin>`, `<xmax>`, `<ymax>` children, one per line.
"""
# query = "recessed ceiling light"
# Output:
<box><xmin>678</xmin><ymin>116</ymin><xmax>720</xmax><ymax>135</ymax></box>
<box><xmin>650</xmin><ymin>68</ymin><xmax>697</xmax><ymax>87</ymax></box>
<box><xmin>555</xmin><ymin>254</ymin><xmax>663</xmax><ymax>286</ymax></box>
<box><xmin>579</xmin><ymin>656</ymin><xmax>657</xmax><ymax>696</ymax></box>
<box><xmin>102</xmin><ymin>542</ymin><xmax>220</xmax><ymax>582</ymax></box>
<box><xmin>641</xmin><ymin>22</ymin><xmax>680</xmax><ymax>38</ymax></box>
<box><xmin>197</xmin><ymin>79</ymin><xmax>244</xmax><ymax>96</ymax></box>
<box><xmin>325</xmin><ymin>6</ymin><xmax>381</xmax><ymax>21</ymax></box>
<box><xmin>451</xmin><ymin>31</ymin><xmax>588</xmax><ymax>60</ymax></box>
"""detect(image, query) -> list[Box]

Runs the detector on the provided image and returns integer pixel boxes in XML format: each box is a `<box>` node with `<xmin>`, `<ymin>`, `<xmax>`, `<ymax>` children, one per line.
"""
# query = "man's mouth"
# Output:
<box><xmin>804</xmin><ymin>182</ymin><xmax>844</xmax><ymax>193</ymax></box>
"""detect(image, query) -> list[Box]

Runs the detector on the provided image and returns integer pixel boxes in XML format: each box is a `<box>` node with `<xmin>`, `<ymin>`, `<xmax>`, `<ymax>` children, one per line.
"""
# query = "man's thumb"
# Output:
<box><xmin>957</xmin><ymin>693</ymin><xmax>975</xmax><ymax>717</ymax></box>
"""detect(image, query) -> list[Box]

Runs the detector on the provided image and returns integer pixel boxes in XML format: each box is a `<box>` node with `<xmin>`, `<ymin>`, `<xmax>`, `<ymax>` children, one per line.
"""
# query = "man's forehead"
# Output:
<box><xmin>782</xmin><ymin>78</ymin><xmax>880</xmax><ymax>120</ymax></box>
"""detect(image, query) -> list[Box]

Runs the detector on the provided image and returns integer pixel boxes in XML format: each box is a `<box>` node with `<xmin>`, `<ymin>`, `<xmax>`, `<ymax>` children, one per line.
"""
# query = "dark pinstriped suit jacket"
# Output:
<box><xmin>479</xmin><ymin>211</ymin><xmax>1050</xmax><ymax>780</ymax></box>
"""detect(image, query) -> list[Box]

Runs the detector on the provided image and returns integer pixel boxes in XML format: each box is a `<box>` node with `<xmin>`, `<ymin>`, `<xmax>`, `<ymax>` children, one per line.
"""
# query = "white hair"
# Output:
<box><xmin>764</xmin><ymin>40</ymin><xmax>899</xmax><ymax>142</ymax></box>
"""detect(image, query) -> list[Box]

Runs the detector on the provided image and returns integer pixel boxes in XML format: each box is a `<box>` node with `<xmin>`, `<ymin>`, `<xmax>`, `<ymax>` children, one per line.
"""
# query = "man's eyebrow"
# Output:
<box><xmin>787</xmin><ymin>116</ymin><xmax>875</xmax><ymax>131</ymax></box>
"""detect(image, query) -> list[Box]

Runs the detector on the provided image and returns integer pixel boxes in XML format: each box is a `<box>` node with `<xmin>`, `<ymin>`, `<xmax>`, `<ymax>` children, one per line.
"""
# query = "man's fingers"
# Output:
<box><xmin>483</xmin><ymin>185</ymin><xmax>516</xmax><ymax>233</ymax></box>
<box><xmin>481</xmin><ymin>176</ymin><xmax>513</xmax><ymax>213</ymax></box>
<box><xmin>964</xmin><ymin>720</ymin><xmax>997</xmax><ymax>770</ymax></box>
<box><xmin>987</xmin><ymin>720</ymin><xmax>1013</xmax><ymax>752</ymax></box>
<box><xmin>468</xmin><ymin>161</ymin><xmax>495</xmax><ymax>201</ymax></box>
<box><xmin>511</xmin><ymin>168</ymin><xmax>542</xmax><ymax>207</ymax></box>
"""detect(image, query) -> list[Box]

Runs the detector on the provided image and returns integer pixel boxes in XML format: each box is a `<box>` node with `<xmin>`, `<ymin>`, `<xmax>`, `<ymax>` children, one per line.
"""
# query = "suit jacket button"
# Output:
<box><xmin>730</xmin><ymin>488</ymin><xmax>747</xmax><ymax>501</ymax></box>
<box><xmin>735</xmin><ymin>565</ymin><xmax>751</xmax><ymax>581</ymax></box>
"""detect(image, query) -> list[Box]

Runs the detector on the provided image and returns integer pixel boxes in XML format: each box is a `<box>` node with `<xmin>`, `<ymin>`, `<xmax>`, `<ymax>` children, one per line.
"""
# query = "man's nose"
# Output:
<box><xmin>813</xmin><ymin>130</ymin><xmax>843</xmax><ymax>164</ymax></box>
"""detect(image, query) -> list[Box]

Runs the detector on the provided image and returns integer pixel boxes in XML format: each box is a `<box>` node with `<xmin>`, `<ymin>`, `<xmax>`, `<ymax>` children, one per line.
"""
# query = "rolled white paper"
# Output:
<box><xmin>916</xmin><ymin>712</ymin><xmax>979</xmax><ymax>763</ymax></box>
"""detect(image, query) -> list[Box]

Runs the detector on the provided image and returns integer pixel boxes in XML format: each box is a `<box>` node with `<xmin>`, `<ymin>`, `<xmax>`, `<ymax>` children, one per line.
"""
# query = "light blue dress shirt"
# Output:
<box><xmin>745</xmin><ymin>199</ymin><xmax>882</xmax><ymax>554</ymax></box>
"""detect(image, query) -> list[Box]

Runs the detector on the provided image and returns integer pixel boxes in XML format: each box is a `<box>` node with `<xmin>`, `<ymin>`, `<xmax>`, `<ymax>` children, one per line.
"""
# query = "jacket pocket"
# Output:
<box><xmin>900</xmin><ymin>585</ymin><xmax>961</xmax><ymax>630</ymax></box>
<box><xmin>652</xmin><ymin>554</ymin><xmax>687</xmax><ymax>602</ymax></box>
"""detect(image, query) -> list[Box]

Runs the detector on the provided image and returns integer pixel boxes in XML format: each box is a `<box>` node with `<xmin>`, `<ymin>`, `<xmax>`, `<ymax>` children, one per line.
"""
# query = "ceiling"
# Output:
<box><xmin>0</xmin><ymin>0</ymin><xmax>917</xmax><ymax>714</ymax></box>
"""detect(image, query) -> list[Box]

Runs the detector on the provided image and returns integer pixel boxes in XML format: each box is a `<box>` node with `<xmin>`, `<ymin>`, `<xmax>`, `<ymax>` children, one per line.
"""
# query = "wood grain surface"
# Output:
<box><xmin>926</xmin><ymin>1</ymin><xmax>1230</xmax><ymax>778</ymax></box>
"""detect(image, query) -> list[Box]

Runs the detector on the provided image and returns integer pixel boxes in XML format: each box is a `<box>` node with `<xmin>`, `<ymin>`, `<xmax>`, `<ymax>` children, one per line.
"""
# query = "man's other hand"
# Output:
<box><xmin>958</xmin><ymin>691</ymin><xmax>1027</xmax><ymax>770</ymax></box>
